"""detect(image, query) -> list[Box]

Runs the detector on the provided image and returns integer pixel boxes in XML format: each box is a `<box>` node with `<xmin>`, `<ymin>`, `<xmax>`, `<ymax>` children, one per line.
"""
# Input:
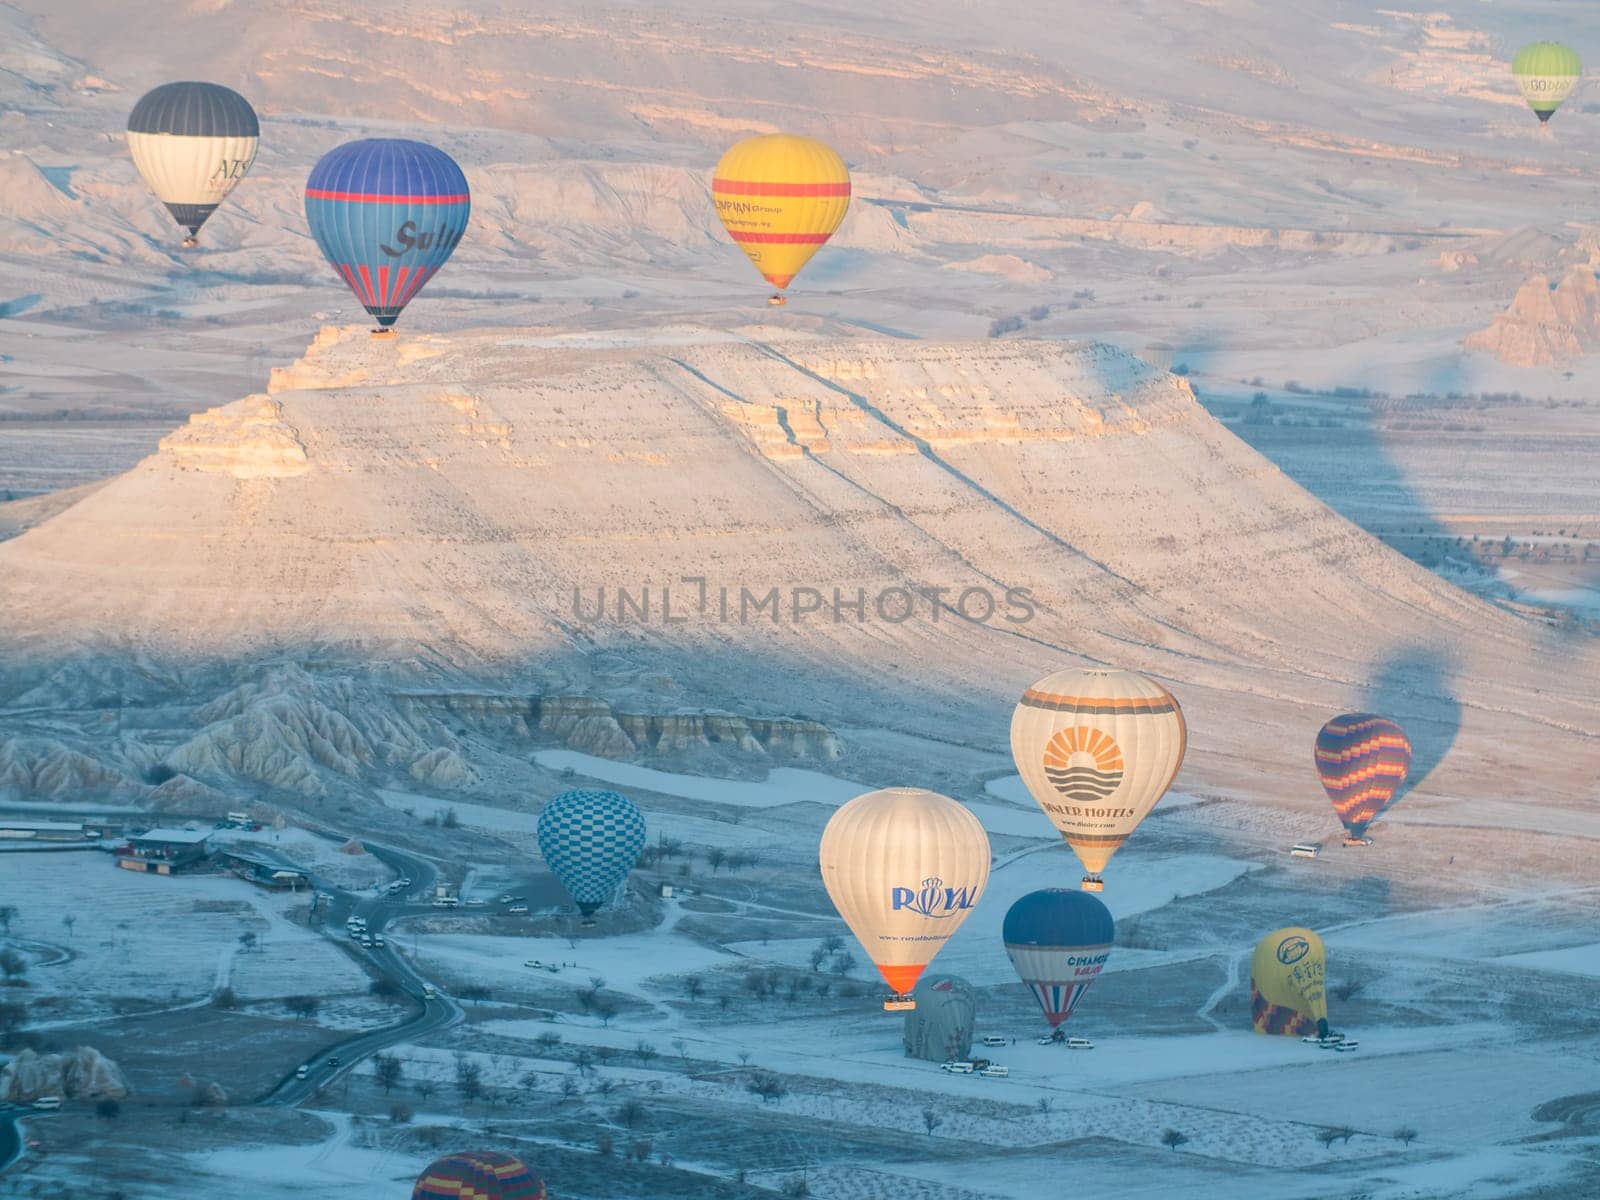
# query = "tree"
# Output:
<box><xmin>455</xmin><ymin>1057</ymin><xmax>483</xmax><ymax>1104</ymax></box>
<box><xmin>747</xmin><ymin>1073</ymin><xmax>787</xmax><ymax>1104</ymax></box>
<box><xmin>1036</xmin><ymin>1097</ymin><xmax>1053</xmax><ymax>1116</ymax></box>
<box><xmin>1331</xmin><ymin>976</ymin><xmax>1365</xmax><ymax>1002</ymax></box>
<box><xmin>1333</xmin><ymin>1125</ymin><xmax>1356</xmax><ymax>1145</ymax></box>
<box><xmin>616</xmin><ymin>1099</ymin><xmax>649</xmax><ymax>1130</ymax></box>
<box><xmin>0</xmin><ymin>948</ymin><xmax>28</xmax><ymax>981</ymax></box>
<box><xmin>390</xmin><ymin>1103</ymin><xmax>413</xmax><ymax>1123</ymax></box>
<box><xmin>629</xmin><ymin>1139</ymin><xmax>652</xmax><ymax>1162</ymax></box>
<box><xmin>1393</xmin><ymin>1126</ymin><xmax>1419</xmax><ymax>1147</ymax></box>
<box><xmin>213</xmin><ymin>986</ymin><xmax>239</xmax><ymax>1010</ymax></box>
<box><xmin>560</xmin><ymin>1075</ymin><xmax>580</xmax><ymax>1100</ymax></box>
<box><xmin>284</xmin><ymin>995</ymin><xmax>319</xmax><ymax>1021</ymax></box>
<box><xmin>534</xmin><ymin>1031</ymin><xmax>562</xmax><ymax>1053</ymax></box>
<box><xmin>673</xmin><ymin>1038</ymin><xmax>689</xmax><ymax>1065</ymax></box>
<box><xmin>374</xmin><ymin>1054</ymin><xmax>404</xmax><ymax>1094</ymax></box>
<box><xmin>831</xmin><ymin>950</ymin><xmax>856</xmax><ymax>977</ymax></box>
<box><xmin>369</xmin><ymin>979</ymin><xmax>402</xmax><ymax>1002</ymax></box>
<box><xmin>821</xmin><ymin>935</ymin><xmax>844</xmax><ymax>955</ymax></box>
<box><xmin>921</xmin><ymin>1106</ymin><xmax>942</xmax><ymax>1135</ymax></box>
<box><xmin>96</xmin><ymin>1099</ymin><xmax>121</xmax><ymax>1120</ymax></box>
<box><xmin>0</xmin><ymin>1000</ymin><xmax>26</xmax><ymax>1039</ymax></box>
<box><xmin>237</xmin><ymin>932</ymin><xmax>258</xmax><ymax>955</ymax></box>
<box><xmin>682</xmin><ymin>975</ymin><xmax>704</xmax><ymax>1000</ymax></box>
<box><xmin>594</xmin><ymin>1132</ymin><xmax>614</xmax><ymax>1156</ymax></box>
<box><xmin>808</xmin><ymin>945</ymin><xmax>829</xmax><ymax>972</ymax></box>
<box><xmin>635</xmin><ymin>1041</ymin><xmax>657</xmax><ymax>1065</ymax></box>
<box><xmin>1161</xmin><ymin>1129</ymin><xmax>1189</xmax><ymax>1151</ymax></box>
<box><xmin>459</xmin><ymin>984</ymin><xmax>490</xmax><ymax>1008</ymax></box>
<box><xmin>1316</xmin><ymin>1128</ymin><xmax>1340</xmax><ymax>1150</ymax></box>
<box><xmin>61</xmin><ymin>914</ymin><xmax>76</xmax><ymax>939</ymax></box>
<box><xmin>574</xmin><ymin>1049</ymin><xmax>596</xmax><ymax>1077</ymax></box>
<box><xmin>595</xmin><ymin>996</ymin><xmax>619</xmax><ymax>1026</ymax></box>
<box><xmin>706</xmin><ymin>848</ymin><xmax>727</xmax><ymax>872</ymax></box>
<box><xmin>414</xmin><ymin>1078</ymin><xmax>437</xmax><ymax>1104</ymax></box>
<box><xmin>780</xmin><ymin>1176</ymin><xmax>809</xmax><ymax>1198</ymax></box>
<box><xmin>0</xmin><ymin>906</ymin><xmax>16</xmax><ymax>934</ymax></box>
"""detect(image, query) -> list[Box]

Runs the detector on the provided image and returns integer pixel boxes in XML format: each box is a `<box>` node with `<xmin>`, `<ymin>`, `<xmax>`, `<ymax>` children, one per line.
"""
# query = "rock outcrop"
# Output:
<box><xmin>0</xmin><ymin>1046</ymin><xmax>130</xmax><ymax>1102</ymax></box>
<box><xmin>1465</xmin><ymin>268</ymin><xmax>1600</xmax><ymax>366</ymax></box>
<box><xmin>534</xmin><ymin>696</ymin><xmax>843</xmax><ymax>762</ymax></box>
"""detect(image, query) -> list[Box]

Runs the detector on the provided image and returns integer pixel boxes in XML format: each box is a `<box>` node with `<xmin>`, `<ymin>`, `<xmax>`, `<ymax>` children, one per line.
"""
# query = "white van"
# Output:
<box><xmin>1335</xmin><ymin>1039</ymin><xmax>1360</xmax><ymax>1052</ymax></box>
<box><xmin>940</xmin><ymin>1061</ymin><xmax>976</xmax><ymax>1074</ymax></box>
<box><xmin>979</xmin><ymin>1064</ymin><xmax>1010</xmax><ymax>1078</ymax></box>
<box><xmin>422</xmin><ymin>984</ymin><xmax>436</xmax><ymax>1000</ymax></box>
<box><xmin>1290</xmin><ymin>843</ymin><xmax>1321</xmax><ymax>859</ymax></box>
<box><xmin>32</xmin><ymin>1096</ymin><xmax>62</xmax><ymax>1111</ymax></box>
<box><xmin>1065</xmin><ymin>1038</ymin><xmax>1095</xmax><ymax>1050</ymax></box>
<box><xmin>980</xmin><ymin>1035</ymin><xmax>1008</xmax><ymax>1048</ymax></box>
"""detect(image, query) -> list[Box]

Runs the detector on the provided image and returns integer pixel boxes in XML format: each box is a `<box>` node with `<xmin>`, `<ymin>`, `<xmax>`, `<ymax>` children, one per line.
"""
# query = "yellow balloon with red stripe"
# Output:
<box><xmin>712</xmin><ymin>134</ymin><xmax>850</xmax><ymax>293</ymax></box>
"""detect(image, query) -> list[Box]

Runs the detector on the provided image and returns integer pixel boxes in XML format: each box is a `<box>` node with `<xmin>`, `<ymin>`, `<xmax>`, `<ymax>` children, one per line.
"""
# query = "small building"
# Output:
<box><xmin>221</xmin><ymin>847</ymin><xmax>308</xmax><ymax>890</ymax></box>
<box><xmin>118</xmin><ymin>828</ymin><xmax>212</xmax><ymax>874</ymax></box>
<box><xmin>0</xmin><ymin>820</ymin><xmax>93</xmax><ymax>843</ymax></box>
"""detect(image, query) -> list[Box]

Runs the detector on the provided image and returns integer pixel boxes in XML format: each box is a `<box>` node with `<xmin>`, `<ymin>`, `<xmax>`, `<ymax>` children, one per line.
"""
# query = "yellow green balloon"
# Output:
<box><xmin>1513</xmin><ymin>42</ymin><xmax>1581</xmax><ymax>124</ymax></box>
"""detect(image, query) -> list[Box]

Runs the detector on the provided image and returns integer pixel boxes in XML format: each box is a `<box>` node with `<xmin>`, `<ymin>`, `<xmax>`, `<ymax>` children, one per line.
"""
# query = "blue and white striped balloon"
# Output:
<box><xmin>536</xmin><ymin>789</ymin><xmax>647</xmax><ymax>919</ymax></box>
<box><xmin>303</xmin><ymin>138</ymin><xmax>469</xmax><ymax>330</ymax></box>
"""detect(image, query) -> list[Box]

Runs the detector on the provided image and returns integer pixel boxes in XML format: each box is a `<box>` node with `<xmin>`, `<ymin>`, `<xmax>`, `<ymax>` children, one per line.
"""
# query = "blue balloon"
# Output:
<box><xmin>536</xmin><ymin>790</ymin><xmax>647</xmax><ymax>919</ymax></box>
<box><xmin>1002</xmin><ymin>889</ymin><xmax>1115</xmax><ymax>1029</ymax></box>
<box><xmin>303</xmin><ymin>138</ymin><xmax>469</xmax><ymax>329</ymax></box>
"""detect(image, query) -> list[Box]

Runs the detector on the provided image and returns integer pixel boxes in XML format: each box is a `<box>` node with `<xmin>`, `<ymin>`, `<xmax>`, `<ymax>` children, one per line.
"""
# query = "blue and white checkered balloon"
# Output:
<box><xmin>537</xmin><ymin>789</ymin><xmax>647</xmax><ymax>917</ymax></box>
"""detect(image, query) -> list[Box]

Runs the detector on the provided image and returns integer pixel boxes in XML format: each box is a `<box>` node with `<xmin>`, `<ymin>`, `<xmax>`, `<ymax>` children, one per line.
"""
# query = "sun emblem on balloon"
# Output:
<box><xmin>1042</xmin><ymin>727</ymin><xmax>1125</xmax><ymax>803</ymax></box>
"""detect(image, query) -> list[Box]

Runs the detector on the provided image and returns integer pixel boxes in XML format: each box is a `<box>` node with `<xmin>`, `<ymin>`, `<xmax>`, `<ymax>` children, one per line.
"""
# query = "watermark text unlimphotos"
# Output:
<box><xmin>571</xmin><ymin>578</ymin><xmax>1036</xmax><ymax>626</ymax></box>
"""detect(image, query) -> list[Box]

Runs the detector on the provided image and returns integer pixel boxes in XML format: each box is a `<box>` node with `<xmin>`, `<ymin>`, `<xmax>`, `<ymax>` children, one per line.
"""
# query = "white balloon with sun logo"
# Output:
<box><xmin>819</xmin><ymin>788</ymin><xmax>991</xmax><ymax>1009</ymax></box>
<box><xmin>1010</xmin><ymin>667</ymin><xmax>1186</xmax><ymax>890</ymax></box>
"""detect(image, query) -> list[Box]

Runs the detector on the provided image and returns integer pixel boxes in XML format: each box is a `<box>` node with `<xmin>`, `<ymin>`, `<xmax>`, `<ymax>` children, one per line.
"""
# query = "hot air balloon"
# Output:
<box><xmin>1010</xmin><ymin>667</ymin><xmax>1186</xmax><ymax>891</ymax></box>
<box><xmin>712</xmin><ymin>133</ymin><xmax>850</xmax><ymax>306</ymax></box>
<box><xmin>1003</xmin><ymin>889</ymin><xmax>1114</xmax><ymax>1033</ymax></box>
<box><xmin>126</xmin><ymin>82</ymin><xmax>258</xmax><ymax>248</ymax></box>
<box><xmin>902</xmin><ymin>974</ymin><xmax>977</xmax><ymax>1063</ymax></box>
<box><xmin>304</xmin><ymin>138</ymin><xmax>469</xmax><ymax>336</ymax></box>
<box><xmin>819</xmin><ymin>788</ymin><xmax>991</xmax><ymax>1011</ymax></box>
<box><xmin>1513</xmin><ymin>42</ymin><xmax>1581</xmax><ymax>126</ymax></box>
<box><xmin>536</xmin><ymin>789</ymin><xmax>646</xmax><ymax>925</ymax></box>
<box><xmin>1250</xmin><ymin>927</ymin><xmax>1328</xmax><ymax>1040</ymax></box>
<box><xmin>1314</xmin><ymin>713</ymin><xmax>1411</xmax><ymax>846</ymax></box>
<box><xmin>413</xmin><ymin>1150</ymin><xmax>545</xmax><ymax>1200</ymax></box>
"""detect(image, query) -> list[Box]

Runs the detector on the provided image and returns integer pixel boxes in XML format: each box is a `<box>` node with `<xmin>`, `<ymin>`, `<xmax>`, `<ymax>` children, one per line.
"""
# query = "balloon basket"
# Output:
<box><xmin>1080</xmin><ymin>875</ymin><xmax>1104</xmax><ymax>893</ymax></box>
<box><xmin>1342</xmin><ymin>836</ymin><xmax>1373</xmax><ymax>848</ymax></box>
<box><xmin>767</xmin><ymin>293</ymin><xmax>787</xmax><ymax>307</ymax></box>
<box><xmin>579</xmin><ymin>917</ymin><xmax>597</xmax><ymax>929</ymax></box>
<box><xmin>883</xmin><ymin>994</ymin><xmax>916</xmax><ymax>1012</ymax></box>
<box><xmin>370</xmin><ymin>328</ymin><xmax>396</xmax><ymax>340</ymax></box>
<box><xmin>181</xmin><ymin>236</ymin><xmax>198</xmax><ymax>249</ymax></box>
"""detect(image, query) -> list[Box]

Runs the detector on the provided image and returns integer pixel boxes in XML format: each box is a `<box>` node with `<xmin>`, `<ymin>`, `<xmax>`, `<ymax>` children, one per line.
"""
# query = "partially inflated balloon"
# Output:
<box><xmin>304</xmin><ymin>138</ymin><xmax>469</xmax><ymax>332</ymax></box>
<box><xmin>819</xmin><ymin>788</ymin><xmax>990</xmax><ymax>1007</ymax></box>
<box><xmin>126</xmin><ymin>82</ymin><xmax>258</xmax><ymax>246</ymax></box>
<box><xmin>1314</xmin><ymin>713</ymin><xmax>1411</xmax><ymax>838</ymax></box>
<box><xmin>1003</xmin><ymin>889</ymin><xmax>1114</xmax><ymax>1030</ymax></box>
<box><xmin>713</xmin><ymin>134</ymin><xmax>850</xmax><ymax>298</ymax></box>
<box><xmin>1010</xmin><ymin>668</ymin><xmax>1186</xmax><ymax>890</ymax></box>
<box><xmin>413</xmin><ymin>1150</ymin><xmax>545</xmax><ymax>1200</ymax></box>
<box><xmin>1250</xmin><ymin>927</ymin><xmax>1327</xmax><ymax>1039</ymax></box>
<box><xmin>536</xmin><ymin>789</ymin><xmax>646</xmax><ymax>921</ymax></box>
<box><xmin>1513</xmin><ymin>42</ymin><xmax>1581</xmax><ymax>124</ymax></box>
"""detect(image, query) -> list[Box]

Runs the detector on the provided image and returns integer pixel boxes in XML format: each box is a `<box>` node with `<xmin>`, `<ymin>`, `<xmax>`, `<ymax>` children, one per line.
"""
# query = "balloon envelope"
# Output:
<box><xmin>902</xmin><ymin>974</ymin><xmax>977</xmax><ymax>1062</ymax></box>
<box><xmin>819</xmin><ymin>787</ymin><xmax>991</xmax><ymax>998</ymax></box>
<box><xmin>1010</xmin><ymin>667</ymin><xmax>1186</xmax><ymax>880</ymax></box>
<box><xmin>1314</xmin><ymin>713</ymin><xmax>1411</xmax><ymax>837</ymax></box>
<box><xmin>713</xmin><ymin>133</ymin><xmax>850</xmax><ymax>292</ymax></box>
<box><xmin>1250</xmin><ymin>927</ymin><xmax>1328</xmax><ymax>1038</ymax></box>
<box><xmin>536</xmin><ymin>789</ymin><xmax>646</xmax><ymax>917</ymax></box>
<box><xmin>413</xmin><ymin>1150</ymin><xmax>545</xmax><ymax>1200</ymax></box>
<box><xmin>126</xmin><ymin>82</ymin><xmax>258</xmax><ymax>240</ymax></box>
<box><xmin>1513</xmin><ymin>41</ymin><xmax>1581</xmax><ymax>122</ymax></box>
<box><xmin>1003</xmin><ymin>889</ymin><xmax>1114</xmax><ymax>1029</ymax></box>
<box><xmin>304</xmin><ymin>138</ymin><xmax>470</xmax><ymax>328</ymax></box>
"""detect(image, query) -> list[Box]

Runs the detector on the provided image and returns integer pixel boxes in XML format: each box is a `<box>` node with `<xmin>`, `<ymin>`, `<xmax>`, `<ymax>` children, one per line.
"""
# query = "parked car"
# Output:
<box><xmin>465</xmin><ymin>898</ymin><xmax>486</xmax><ymax>906</ymax></box>
<box><xmin>979</xmin><ymin>1064</ymin><xmax>1010</xmax><ymax>1078</ymax></box>
<box><xmin>940</xmin><ymin>1061</ymin><xmax>975</xmax><ymax>1074</ymax></box>
<box><xmin>31</xmin><ymin>1096</ymin><xmax>62</xmax><ymax>1111</ymax></box>
<box><xmin>295</xmin><ymin>1065</ymin><xmax>309</xmax><ymax>1079</ymax></box>
<box><xmin>525</xmin><ymin>959</ymin><xmax>544</xmax><ymax>968</ymax></box>
<box><xmin>326</xmin><ymin>1057</ymin><xmax>340</xmax><ymax>1069</ymax></box>
<box><xmin>371</xmin><ymin>936</ymin><xmax>385</xmax><ymax>947</ymax></box>
<box><xmin>1335</xmin><ymin>1040</ymin><xmax>1360</xmax><ymax>1052</ymax></box>
<box><xmin>1065</xmin><ymin>1038</ymin><xmax>1095</xmax><ymax>1050</ymax></box>
<box><xmin>498</xmin><ymin>894</ymin><xmax>514</xmax><ymax>903</ymax></box>
<box><xmin>980</xmin><ymin>1035</ymin><xmax>1008</xmax><ymax>1048</ymax></box>
<box><xmin>361</xmin><ymin>938</ymin><xmax>374</xmax><ymax>948</ymax></box>
<box><xmin>508</xmin><ymin>904</ymin><xmax>529</xmax><ymax>914</ymax></box>
<box><xmin>422</xmin><ymin>985</ymin><xmax>436</xmax><ymax>1000</ymax></box>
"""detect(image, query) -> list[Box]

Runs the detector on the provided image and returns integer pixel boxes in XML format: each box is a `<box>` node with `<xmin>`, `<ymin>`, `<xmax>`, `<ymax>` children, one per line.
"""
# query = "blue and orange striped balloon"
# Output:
<box><xmin>1314</xmin><ymin>713</ymin><xmax>1412</xmax><ymax>836</ymax></box>
<box><xmin>412</xmin><ymin>1150</ymin><xmax>545</xmax><ymax>1200</ymax></box>
<box><xmin>304</xmin><ymin>138</ymin><xmax>469</xmax><ymax>331</ymax></box>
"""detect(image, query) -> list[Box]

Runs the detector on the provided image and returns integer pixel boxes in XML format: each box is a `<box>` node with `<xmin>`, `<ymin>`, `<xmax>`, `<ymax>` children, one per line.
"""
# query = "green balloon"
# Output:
<box><xmin>1513</xmin><ymin>41</ymin><xmax>1582</xmax><ymax>123</ymax></box>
